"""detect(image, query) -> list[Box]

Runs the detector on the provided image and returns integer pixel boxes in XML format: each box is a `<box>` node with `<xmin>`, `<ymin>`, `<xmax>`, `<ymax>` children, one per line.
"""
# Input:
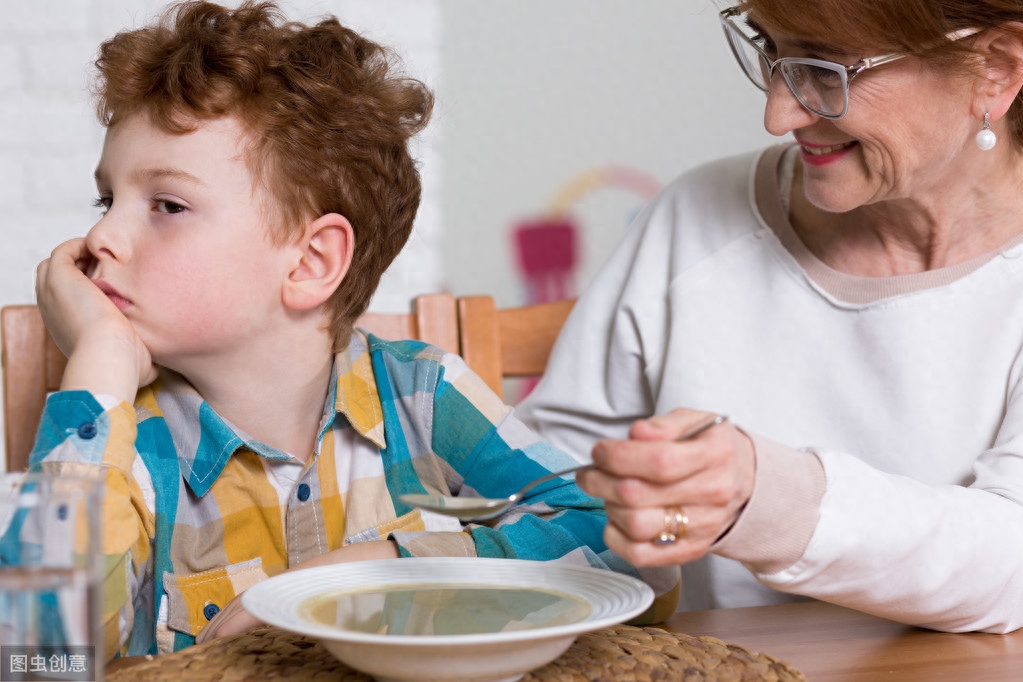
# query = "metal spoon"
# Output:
<box><xmin>399</xmin><ymin>414</ymin><xmax>728</xmax><ymax>521</ymax></box>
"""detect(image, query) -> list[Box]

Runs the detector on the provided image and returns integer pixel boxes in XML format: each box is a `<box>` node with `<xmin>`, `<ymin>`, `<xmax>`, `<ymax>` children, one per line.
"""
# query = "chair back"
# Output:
<box><xmin>1</xmin><ymin>305</ymin><xmax>67</xmax><ymax>473</ymax></box>
<box><xmin>355</xmin><ymin>293</ymin><xmax>459</xmax><ymax>355</ymax></box>
<box><xmin>1</xmin><ymin>294</ymin><xmax>458</xmax><ymax>472</ymax></box>
<box><xmin>456</xmin><ymin>295</ymin><xmax>576</xmax><ymax>399</ymax></box>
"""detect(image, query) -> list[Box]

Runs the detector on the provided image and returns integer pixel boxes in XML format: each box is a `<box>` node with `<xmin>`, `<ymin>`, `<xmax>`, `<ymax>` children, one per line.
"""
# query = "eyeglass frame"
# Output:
<box><xmin>718</xmin><ymin>5</ymin><xmax>977</xmax><ymax>120</ymax></box>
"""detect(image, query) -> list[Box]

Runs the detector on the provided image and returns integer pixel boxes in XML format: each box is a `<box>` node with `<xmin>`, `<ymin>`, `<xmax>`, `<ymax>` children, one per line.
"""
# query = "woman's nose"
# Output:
<box><xmin>763</xmin><ymin>73</ymin><xmax>818</xmax><ymax>137</ymax></box>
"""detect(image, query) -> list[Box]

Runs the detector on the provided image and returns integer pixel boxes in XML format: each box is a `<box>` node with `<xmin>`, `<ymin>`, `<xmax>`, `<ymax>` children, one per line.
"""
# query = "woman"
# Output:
<box><xmin>518</xmin><ymin>0</ymin><xmax>1023</xmax><ymax>633</ymax></box>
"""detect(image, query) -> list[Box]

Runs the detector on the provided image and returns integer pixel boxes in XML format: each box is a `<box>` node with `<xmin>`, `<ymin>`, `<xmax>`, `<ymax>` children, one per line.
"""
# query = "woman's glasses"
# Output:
<box><xmin>718</xmin><ymin>6</ymin><xmax>976</xmax><ymax>120</ymax></box>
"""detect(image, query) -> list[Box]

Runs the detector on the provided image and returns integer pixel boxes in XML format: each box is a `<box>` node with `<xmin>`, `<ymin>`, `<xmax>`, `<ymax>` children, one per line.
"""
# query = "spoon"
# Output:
<box><xmin>399</xmin><ymin>414</ymin><xmax>728</xmax><ymax>521</ymax></box>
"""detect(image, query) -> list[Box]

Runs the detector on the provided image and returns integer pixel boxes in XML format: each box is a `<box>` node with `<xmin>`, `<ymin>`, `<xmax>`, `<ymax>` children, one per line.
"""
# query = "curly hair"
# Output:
<box><xmin>736</xmin><ymin>0</ymin><xmax>1023</xmax><ymax>147</ymax></box>
<box><xmin>92</xmin><ymin>0</ymin><xmax>433</xmax><ymax>347</ymax></box>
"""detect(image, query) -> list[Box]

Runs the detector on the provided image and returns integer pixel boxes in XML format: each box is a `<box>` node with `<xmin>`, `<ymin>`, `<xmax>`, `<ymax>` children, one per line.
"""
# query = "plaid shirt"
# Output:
<box><xmin>29</xmin><ymin>331</ymin><xmax>680</xmax><ymax>658</ymax></box>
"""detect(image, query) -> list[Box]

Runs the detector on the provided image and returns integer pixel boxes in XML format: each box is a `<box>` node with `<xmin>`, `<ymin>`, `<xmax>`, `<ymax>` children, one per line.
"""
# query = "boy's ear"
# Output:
<box><xmin>281</xmin><ymin>213</ymin><xmax>354</xmax><ymax>312</ymax></box>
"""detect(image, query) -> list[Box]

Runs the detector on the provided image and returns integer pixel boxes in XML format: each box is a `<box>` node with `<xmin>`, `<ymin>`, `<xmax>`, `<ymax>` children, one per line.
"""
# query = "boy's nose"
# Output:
<box><xmin>763</xmin><ymin>74</ymin><xmax>818</xmax><ymax>137</ymax></box>
<box><xmin>84</xmin><ymin>210</ymin><xmax>131</xmax><ymax>263</ymax></box>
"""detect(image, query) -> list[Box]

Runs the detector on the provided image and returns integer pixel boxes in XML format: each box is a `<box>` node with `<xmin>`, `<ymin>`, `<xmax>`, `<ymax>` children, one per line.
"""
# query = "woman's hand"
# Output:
<box><xmin>196</xmin><ymin>540</ymin><xmax>401</xmax><ymax>644</ymax></box>
<box><xmin>576</xmin><ymin>408</ymin><xmax>756</xmax><ymax>567</ymax></box>
<box><xmin>35</xmin><ymin>238</ymin><xmax>156</xmax><ymax>402</ymax></box>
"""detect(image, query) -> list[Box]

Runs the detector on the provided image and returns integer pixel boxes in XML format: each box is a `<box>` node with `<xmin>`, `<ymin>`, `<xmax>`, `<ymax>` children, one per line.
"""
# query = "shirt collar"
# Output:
<box><xmin>326</xmin><ymin>330</ymin><xmax>388</xmax><ymax>450</ymax></box>
<box><xmin>155</xmin><ymin>331</ymin><xmax>387</xmax><ymax>498</ymax></box>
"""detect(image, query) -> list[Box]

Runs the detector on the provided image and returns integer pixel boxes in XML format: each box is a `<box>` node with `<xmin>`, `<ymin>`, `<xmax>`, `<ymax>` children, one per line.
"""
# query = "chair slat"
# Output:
<box><xmin>458</xmin><ymin>296</ymin><xmax>575</xmax><ymax>399</ymax></box>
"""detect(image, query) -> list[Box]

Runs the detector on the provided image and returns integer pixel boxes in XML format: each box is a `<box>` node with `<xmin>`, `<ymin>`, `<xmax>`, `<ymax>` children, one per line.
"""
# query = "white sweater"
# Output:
<box><xmin>517</xmin><ymin>144</ymin><xmax>1023</xmax><ymax>633</ymax></box>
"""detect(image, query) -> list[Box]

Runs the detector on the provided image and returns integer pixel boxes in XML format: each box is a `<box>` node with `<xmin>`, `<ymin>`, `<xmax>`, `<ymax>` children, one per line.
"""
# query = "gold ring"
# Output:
<box><xmin>653</xmin><ymin>505</ymin><xmax>688</xmax><ymax>545</ymax></box>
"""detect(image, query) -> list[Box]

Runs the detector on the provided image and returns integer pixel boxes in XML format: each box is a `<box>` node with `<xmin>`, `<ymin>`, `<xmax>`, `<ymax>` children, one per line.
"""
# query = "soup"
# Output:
<box><xmin>301</xmin><ymin>584</ymin><xmax>592</xmax><ymax>636</ymax></box>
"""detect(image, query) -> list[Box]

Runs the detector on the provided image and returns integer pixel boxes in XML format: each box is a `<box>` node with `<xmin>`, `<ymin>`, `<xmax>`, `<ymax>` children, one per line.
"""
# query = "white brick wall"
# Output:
<box><xmin>0</xmin><ymin>0</ymin><xmax>442</xmax><ymax>466</ymax></box>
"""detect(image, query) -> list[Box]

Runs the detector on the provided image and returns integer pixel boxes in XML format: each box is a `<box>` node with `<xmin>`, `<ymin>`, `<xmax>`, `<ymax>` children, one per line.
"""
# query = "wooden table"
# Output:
<box><xmin>107</xmin><ymin>600</ymin><xmax>1023</xmax><ymax>680</ymax></box>
<box><xmin>662</xmin><ymin>600</ymin><xmax>1023</xmax><ymax>681</ymax></box>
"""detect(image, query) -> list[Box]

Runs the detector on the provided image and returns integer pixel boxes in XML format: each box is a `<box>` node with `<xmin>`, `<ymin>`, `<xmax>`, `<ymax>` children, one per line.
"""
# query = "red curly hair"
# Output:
<box><xmin>92</xmin><ymin>0</ymin><xmax>433</xmax><ymax>347</ymax></box>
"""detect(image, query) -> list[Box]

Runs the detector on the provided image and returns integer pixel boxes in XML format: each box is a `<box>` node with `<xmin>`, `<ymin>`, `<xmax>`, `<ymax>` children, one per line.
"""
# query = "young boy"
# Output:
<box><xmin>30</xmin><ymin>0</ymin><xmax>679</xmax><ymax>659</ymax></box>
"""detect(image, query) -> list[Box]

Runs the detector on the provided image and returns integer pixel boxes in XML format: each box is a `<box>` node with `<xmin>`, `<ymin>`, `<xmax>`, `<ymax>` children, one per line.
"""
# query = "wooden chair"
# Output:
<box><xmin>456</xmin><ymin>295</ymin><xmax>576</xmax><ymax>400</ymax></box>
<box><xmin>1</xmin><ymin>306</ymin><xmax>67</xmax><ymax>474</ymax></box>
<box><xmin>1</xmin><ymin>294</ymin><xmax>458</xmax><ymax>473</ymax></box>
<box><xmin>354</xmin><ymin>293</ymin><xmax>459</xmax><ymax>354</ymax></box>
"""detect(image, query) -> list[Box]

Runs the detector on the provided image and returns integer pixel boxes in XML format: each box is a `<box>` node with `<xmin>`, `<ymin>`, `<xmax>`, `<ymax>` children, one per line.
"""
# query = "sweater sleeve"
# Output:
<box><xmin>517</xmin><ymin>150</ymin><xmax>763</xmax><ymax>460</ymax></box>
<box><xmin>710</xmin><ymin>435</ymin><xmax>825</xmax><ymax>574</ymax></box>
<box><xmin>755</xmin><ymin>446</ymin><xmax>1023</xmax><ymax>632</ymax></box>
<box><xmin>709</xmin><ymin>428</ymin><xmax>1023</xmax><ymax>633</ymax></box>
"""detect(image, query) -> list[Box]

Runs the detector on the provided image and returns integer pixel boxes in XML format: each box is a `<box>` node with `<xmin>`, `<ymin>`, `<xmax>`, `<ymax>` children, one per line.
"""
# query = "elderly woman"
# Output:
<box><xmin>518</xmin><ymin>0</ymin><xmax>1023</xmax><ymax>633</ymax></box>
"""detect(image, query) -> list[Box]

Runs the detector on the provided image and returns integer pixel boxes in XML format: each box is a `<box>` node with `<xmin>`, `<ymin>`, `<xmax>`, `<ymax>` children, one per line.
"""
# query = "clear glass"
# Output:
<box><xmin>719</xmin><ymin>6</ymin><xmax>903</xmax><ymax>120</ymax></box>
<box><xmin>0</xmin><ymin>472</ymin><xmax>104</xmax><ymax>681</ymax></box>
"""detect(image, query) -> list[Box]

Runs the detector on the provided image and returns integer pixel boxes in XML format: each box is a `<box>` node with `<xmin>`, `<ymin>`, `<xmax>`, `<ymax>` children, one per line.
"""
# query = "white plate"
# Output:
<box><xmin>242</xmin><ymin>557</ymin><xmax>654</xmax><ymax>682</ymax></box>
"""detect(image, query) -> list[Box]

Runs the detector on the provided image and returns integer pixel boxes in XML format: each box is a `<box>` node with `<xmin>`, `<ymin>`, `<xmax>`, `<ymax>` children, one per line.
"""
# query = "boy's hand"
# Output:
<box><xmin>196</xmin><ymin>540</ymin><xmax>401</xmax><ymax>644</ymax></box>
<box><xmin>194</xmin><ymin>594</ymin><xmax>261</xmax><ymax>645</ymax></box>
<box><xmin>36</xmin><ymin>238</ymin><xmax>156</xmax><ymax>403</ymax></box>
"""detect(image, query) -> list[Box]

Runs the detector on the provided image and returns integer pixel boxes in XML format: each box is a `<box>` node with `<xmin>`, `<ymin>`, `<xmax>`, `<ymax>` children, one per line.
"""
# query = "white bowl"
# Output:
<box><xmin>242</xmin><ymin>557</ymin><xmax>653</xmax><ymax>682</ymax></box>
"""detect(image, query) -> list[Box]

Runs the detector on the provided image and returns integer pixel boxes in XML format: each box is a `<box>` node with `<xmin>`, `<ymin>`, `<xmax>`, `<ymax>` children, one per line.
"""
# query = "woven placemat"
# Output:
<box><xmin>107</xmin><ymin>623</ymin><xmax>806</xmax><ymax>682</ymax></box>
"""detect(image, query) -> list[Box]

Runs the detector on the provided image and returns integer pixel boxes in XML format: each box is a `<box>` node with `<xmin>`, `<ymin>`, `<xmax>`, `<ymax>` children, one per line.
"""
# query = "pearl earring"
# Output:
<box><xmin>976</xmin><ymin>112</ymin><xmax>997</xmax><ymax>151</ymax></box>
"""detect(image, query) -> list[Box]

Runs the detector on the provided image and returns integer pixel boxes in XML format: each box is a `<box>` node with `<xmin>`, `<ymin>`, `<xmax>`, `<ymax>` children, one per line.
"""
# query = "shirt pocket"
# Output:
<box><xmin>162</xmin><ymin>557</ymin><xmax>268</xmax><ymax>637</ymax></box>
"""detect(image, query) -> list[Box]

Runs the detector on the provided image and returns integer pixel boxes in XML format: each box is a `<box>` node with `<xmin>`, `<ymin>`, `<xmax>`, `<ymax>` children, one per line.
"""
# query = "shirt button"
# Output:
<box><xmin>203</xmin><ymin>603</ymin><xmax>220</xmax><ymax>621</ymax></box>
<box><xmin>297</xmin><ymin>483</ymin><xmax>311</xmax><ymax>502</ymax></box>
<box><xmin>77</xmin><ymin>422</ymin><xmax>98</xmax><ymax>440</ymax></box>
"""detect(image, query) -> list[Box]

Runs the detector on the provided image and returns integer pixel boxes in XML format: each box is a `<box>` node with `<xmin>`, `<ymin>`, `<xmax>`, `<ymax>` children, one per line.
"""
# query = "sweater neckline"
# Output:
<box><xmin>752</xmin><ymin>143</ymin><xmax>1023</xmax><ymax>304</ymax></box>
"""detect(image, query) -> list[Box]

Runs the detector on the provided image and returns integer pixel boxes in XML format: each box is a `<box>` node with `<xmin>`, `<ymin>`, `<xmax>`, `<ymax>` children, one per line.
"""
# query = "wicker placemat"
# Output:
<box><xmin>106</xmin><ymin>623</ymin><xmax>806</xmax><ymax>681</ymax></box>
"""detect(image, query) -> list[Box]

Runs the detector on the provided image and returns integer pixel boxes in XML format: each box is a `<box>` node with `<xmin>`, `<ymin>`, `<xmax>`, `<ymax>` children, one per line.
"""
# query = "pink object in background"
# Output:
<box><xmin>510</xmin><ymin>217</ymin><xmax>579</xmax><ymax>401</ymax></box>
<box><xmin>512</xmin><ymin>217</ymin><xmax>579</xmax><ymax>305</ymax></box>
<box><xmin>507</xmin><ymin>165</ymin><xmax>662</xmax><ymax>401</ymax></box>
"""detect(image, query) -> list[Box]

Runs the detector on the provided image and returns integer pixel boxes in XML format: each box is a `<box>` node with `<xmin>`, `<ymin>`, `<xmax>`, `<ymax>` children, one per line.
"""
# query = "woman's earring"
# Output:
<box><xmin>976</xmin><ymin>112</ymin><xmax>997</xmax><ymax>151</ymax></box>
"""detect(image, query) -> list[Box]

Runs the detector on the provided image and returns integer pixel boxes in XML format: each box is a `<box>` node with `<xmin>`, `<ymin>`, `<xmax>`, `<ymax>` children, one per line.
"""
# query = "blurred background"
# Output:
<box><xmin>0</xmin><ymin>0</ymin><xmax>776</xmax><ymax>452</ymax></box>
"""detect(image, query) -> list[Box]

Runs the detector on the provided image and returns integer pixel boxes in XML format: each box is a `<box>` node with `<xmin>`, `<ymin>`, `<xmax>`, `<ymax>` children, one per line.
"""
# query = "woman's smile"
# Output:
<box><xmin>799</xmin><ymin>140</ymin><xmax>858</xmax><ymax>166</ymax></box>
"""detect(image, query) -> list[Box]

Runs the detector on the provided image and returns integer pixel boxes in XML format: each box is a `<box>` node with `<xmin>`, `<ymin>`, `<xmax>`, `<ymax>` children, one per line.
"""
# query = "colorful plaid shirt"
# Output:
<box><xmin>29</xmin><ymin>331</ymin><xmax>680</xmax><ymax>658</ymax></box>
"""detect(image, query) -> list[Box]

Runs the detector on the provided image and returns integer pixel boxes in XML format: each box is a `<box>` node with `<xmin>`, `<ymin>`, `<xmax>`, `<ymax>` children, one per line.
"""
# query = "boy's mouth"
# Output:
<box><xmin>94</xmin><ymin>280</ymin><xmax>132</xmax><ymax>310</ymax></box>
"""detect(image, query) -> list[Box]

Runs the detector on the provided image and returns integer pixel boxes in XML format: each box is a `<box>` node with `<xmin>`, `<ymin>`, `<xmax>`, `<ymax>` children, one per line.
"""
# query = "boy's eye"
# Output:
<box><xmin>93</xmin><ymin>196</ymin><xmax>112</xmax><ymax>215</ymax></box>
<box><xmin>154</xmin><ymin>199</ymin><xmax>186</xmax><ymax>215</ymax></box>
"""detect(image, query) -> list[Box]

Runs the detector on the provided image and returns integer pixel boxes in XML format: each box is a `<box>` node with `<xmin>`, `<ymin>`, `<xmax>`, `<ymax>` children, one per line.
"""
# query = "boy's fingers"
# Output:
<box><xmin>37</xmin><ymin>239</ymin><xmax>92</xmax><ymax>292</ymax></box>
<box><xmin>48</xmin><ymin>237</ymin><xmax>88</xmax><ymax>262</ymax></box>
<box><xmin>196</xmin><ymin>597</ymin><xmax>260</xmax><ymax>643</ymax></box>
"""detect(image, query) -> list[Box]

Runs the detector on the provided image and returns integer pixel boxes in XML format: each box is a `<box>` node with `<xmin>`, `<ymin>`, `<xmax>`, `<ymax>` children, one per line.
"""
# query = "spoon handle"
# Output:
<box><xmin>675</xmin><ymin>413</ymin><xmax>728</xmax><ymax>441</ymax></box>
<box><xmin>510</xmin><ymin>414</ymin><xmax>728</xmax><ymax>503</ymax></box>
<box><xmin>507</xmin><ymin>463</ymin><xmax>596</xmax><ymax>504</ymax></box>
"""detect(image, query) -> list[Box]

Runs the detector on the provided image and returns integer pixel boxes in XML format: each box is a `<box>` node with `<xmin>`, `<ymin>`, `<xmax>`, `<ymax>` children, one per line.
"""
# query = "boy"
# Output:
<box><xmin>31</xmin><ymin>0</ymin><xmax>679</xmax><ymax>659</ymax></box>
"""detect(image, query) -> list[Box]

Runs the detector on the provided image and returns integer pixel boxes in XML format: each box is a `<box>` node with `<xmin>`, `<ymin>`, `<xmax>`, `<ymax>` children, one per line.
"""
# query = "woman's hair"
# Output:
<box><xmin>92</xmin><ymin>0</ymin><xmax>433</xmax><ymax>347</ymax></box>
<box><xmin>738</xmin><ymin>0</ymin><xmax>1023</xmax><ymax>146</ymax></box>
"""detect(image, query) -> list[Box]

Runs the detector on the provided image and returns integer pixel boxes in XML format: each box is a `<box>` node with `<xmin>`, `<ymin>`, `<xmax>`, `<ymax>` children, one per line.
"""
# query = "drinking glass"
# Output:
<box><xmin>0</xmin><ymin>472</ymin><xmax>104</xmax><ymax>681</ymax></box>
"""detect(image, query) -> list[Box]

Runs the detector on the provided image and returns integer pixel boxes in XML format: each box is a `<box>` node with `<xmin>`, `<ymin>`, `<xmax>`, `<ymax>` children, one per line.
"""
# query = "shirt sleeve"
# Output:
<box><xmin>389</xmin><ymin>352</ymin><xmax>681</xmax><ymax>624</ymax></box>
<box><xmin>30</xmin><ymin>390</ymin><xmax>156</xmax><ymax>658</ymax></box>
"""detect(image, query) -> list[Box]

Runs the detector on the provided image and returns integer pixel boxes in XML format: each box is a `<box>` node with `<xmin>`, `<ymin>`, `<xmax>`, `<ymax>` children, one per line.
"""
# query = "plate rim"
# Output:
<box><xmin>242</xmin><ymin>557</ymin><xmax>654</xmax><ymax>646</ymax></box>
